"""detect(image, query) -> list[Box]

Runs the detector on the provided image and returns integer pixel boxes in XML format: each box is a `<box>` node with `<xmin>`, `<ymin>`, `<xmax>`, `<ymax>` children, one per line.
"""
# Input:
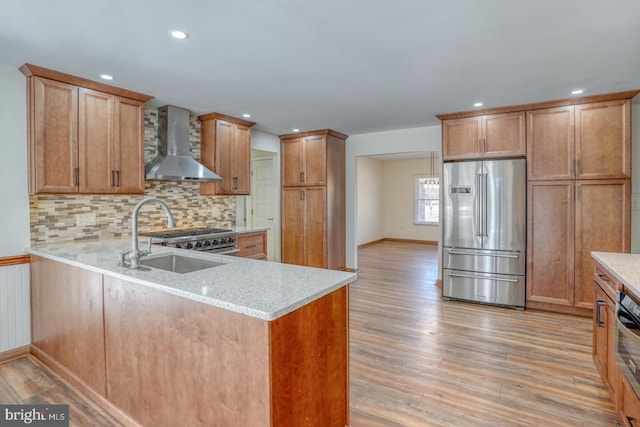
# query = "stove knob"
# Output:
<box><xmin>186</xmin><ymin>243</ymin><xmax>194</xmax><ymax>249</ymax></box>
<box><xmin>227</xmin><ymin>237</ymin><xmax>235</xmax><ymax>244</ymax></box>
<box><xmin>175</xmin><ymin>243</ymin><xmax>182</xmax><ymax>249</ymax></box>
<box><xmin>220</xmin><ymin>238</ymin><xmax>227</xmax><ymax>244</ymax></box>
<box><xmin>204</xmin><ymin>240</ymin><xmax>211</xmax><ymax>247</ymax></box>
<box><xmin>195</xmin><ymin>241</ymin><xmax>202</xmax><ymax>249</ymax></box>
<box><xmin>212</xmin><ymin>239</ymin><xmax>219</xmax><ymax>245</ymax></box>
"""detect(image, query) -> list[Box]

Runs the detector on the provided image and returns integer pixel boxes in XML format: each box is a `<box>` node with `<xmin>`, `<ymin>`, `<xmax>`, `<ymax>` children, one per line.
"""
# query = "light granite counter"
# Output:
<box><xmin>234</xmin><ymin>225</ymin><xmax>270</xmax><ymax>234</ymax></box>
<box><xmin>592</xmin><ymin>251</ymin><xmax>640</xmax><ymax>297</ymax></box>
<box><xmin>27</xmin><ymin>238</ymin><xmax>356</xmax><ymax>321</ymax></box>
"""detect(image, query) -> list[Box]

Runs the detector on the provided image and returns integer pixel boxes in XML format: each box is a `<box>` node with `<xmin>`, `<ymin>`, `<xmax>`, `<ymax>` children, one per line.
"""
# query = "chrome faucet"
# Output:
<box><xmin>119</xmin><ymin>197</ymin><xmax>177</xmax><ymax>269</ymax></box>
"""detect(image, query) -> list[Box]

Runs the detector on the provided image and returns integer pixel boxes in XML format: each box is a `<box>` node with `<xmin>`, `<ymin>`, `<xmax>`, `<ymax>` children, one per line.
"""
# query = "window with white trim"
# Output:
<box><xmin>415</xmin><ymin>175</ymin><xmax>439</xmax><ymax>225</ymax></box>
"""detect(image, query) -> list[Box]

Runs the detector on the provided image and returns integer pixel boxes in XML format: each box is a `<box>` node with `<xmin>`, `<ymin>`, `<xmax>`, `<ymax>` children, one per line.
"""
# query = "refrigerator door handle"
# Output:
<box><xmin>447</xmin><ymin>250</ymin><xmax>520</xmax><ymax>259</ymax></box>
<box><xmin>448</xmin><ymin>272</ymin><xmax>520</xmax><ymax>283</ymax></box>
<box><xmin>482</xmin><ymin>173</ymin><xmax>488</xmax><ymax>237</ymax></box>
<box><xmin>476</xmin><ymin>173</ymin><xmax>482</xmax><ymax>237</ymax></box>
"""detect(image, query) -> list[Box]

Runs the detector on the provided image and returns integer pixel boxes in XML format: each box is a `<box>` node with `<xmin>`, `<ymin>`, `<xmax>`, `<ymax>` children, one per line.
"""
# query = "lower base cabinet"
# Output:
<box><xmin>30</xmin><ymin>256</ymin><xmax>349</xmax><ymax>427</ymax></box>
<box><xmin>619</xmin><ymin>375</ymin><xmax>640</xmax><ymax>426</ymax></box>
<box><xmin>237</xmin><ymin>230</ymin><xmax>267</xmax><ymax>260</ymax></box>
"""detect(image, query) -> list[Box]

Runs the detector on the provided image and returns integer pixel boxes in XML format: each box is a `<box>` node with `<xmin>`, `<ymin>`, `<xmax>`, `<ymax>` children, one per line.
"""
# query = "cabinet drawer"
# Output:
<box><xmin>238</xmin><ymin>232</ymin><xmax>267</xmax><ymax>259</ymax></box>
<box><xmin>594</xmin><ymin>262</ymin><xmax>621</xmax><ymax>301</ymax></box>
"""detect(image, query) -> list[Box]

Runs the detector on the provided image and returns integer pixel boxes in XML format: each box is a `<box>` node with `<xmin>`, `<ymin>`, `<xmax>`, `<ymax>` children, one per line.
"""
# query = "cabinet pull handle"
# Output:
<box><xmin>300</xmin><ymin>189</ymin><xmax>305</xmax><ymax>201</ymax></box>
<box><xmin>74</xmin><ymin>168</ymin><xmax>79</xmax><ymax>187</ymax></box>
<box><xmin>246</xmin><ymin>244</ymin><xmax>257</xmax><ymax>249</ymax></box>
<box><xmin>111</xmin><ymin>170</ymin><xmax>116</xmax><ymax>187</ymax></box>
<box><xmin>596</xmin><ymin>300</ymin><xmax>605</xmax><ymax>328</ymax></box>
<box><xmin>117</xmin><ymin>170</ymin><xmax>120</xmax><ymax>187</ymax></box>
<box><xmin>597</xmin><ymin>274</ymin><xmax>610</xmax><ymax>283</ymax></box>
<box><xmin>233</xmin><ymin>177</ymin><xmax>237</xmax><ymax>190</ymax></box>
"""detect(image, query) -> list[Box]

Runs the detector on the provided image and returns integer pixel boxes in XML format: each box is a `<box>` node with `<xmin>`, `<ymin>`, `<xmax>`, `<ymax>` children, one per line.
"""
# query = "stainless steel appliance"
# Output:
<box><xmin>616</xmin><ymin>291</ymin><xmax>640</xmax><ymax>397</ymax></box>
<box><xmin>139</xmin><ymin>227</ymin><xmax>240</xmax><ymax>255</ymax></box>
<box><xmin>443</xmin><ymin>158</ymin><xmax>526</xmax><ymax>309</ymax></box>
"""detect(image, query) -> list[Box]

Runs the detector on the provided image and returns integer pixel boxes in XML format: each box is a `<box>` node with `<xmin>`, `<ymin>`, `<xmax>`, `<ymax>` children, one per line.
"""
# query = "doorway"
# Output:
<box><xmin>248</xmin><ymin>150</ymin><xmax>279</xmax><ymax>261</ymax></box>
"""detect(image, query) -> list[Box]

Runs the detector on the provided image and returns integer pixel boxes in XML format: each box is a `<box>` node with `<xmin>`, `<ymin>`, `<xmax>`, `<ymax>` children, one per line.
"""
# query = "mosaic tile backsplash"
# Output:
<box><xmin>30</xmin><ymin>106</ymin><xmax>236</xmax><ymax>245</ymax></box>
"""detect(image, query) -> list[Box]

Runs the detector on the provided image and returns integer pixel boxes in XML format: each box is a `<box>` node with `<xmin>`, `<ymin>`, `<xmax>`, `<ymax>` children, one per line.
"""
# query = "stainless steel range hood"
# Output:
<box><xmin>145</xmin><ymin>105</ymin><xmax>222</xmax><ymax>182</ymax></box>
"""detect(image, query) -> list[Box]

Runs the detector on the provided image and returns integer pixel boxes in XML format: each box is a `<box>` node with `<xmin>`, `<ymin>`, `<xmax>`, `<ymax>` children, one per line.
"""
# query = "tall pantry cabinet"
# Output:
<box><xmin>280</xmin><ymin>130</ymin><xmax>347</xmax><ymax>270</ymax></box>
<box><xmin>526</xmin><ymin>97</ymin><xmax>632</xmax><ymax>315</ymax></box>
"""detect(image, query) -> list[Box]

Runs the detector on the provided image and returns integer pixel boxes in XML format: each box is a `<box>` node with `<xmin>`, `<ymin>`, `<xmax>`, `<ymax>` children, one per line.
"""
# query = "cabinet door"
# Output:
<box><xmin>302</xmin><ymin>136</ymin><xmax>326</xmax><ymax>186</ymax></box>
<box><xmin>526</xmin><ymin>107</ymin><xmax>574</xmax><ymax>181</ymax></box>
<box><xmin>483</xmin><ymin>111</ymin><xmax>525</xmax><ymax>158</ymax></box>
<box><xmin>574</xmin><ymin>180</ymin><xmax>630</xmax><ymax>309</ymax></box>
<box><xmin>526</xmin><ymin>181</ymin><xmax>575</xmax><ymax>306</ymax></box>
<box><xmin>282</xmin><ymin>138</ymin><xmax>304</xmax><ymax>186</ymax></box>
<box><xmin>593</xmin><ymin>284</ymin><xmax>608</xmax><ymax>383</ymax></box>
<box><xmin>575</xmin><ymin>100</ymin><xmax>631</xmax><ymax>179</ymax></box>
<box><xmin>282</xmin><ymin>188</ymin><xmax>305</xmax><ymax>265</ymax></box>
<box><xmin>30</xmin><ymin>77</ymin><xmax>78</xmax><ymax>194</ymax></box>
<box><xmin>114</xmin><ymin>96</ymin><xmax>145</xmax><ymax>194</ymax></box>
<box><xmin>303</xmin><ymin>187</ymin><xmax>327</xmax><ymax>268</ymax></box>
<box><xmin>215</xmin><ymin>120</ymin><xmax>236</xmax><ymax>194</ymax></box>
<box><xmin>232</xmin><ymin>124</ymin><xmax>252</xmax><ymax>195</ymax></box>
<box><xmin>442</xmin><ymin>117</ymin><xmax>482</xmax><ymax>160</ymax></box>
<box><xmin>78</xmin><ymin>88</ymin><xmax>115</xmax><ymax>193</ymax></box>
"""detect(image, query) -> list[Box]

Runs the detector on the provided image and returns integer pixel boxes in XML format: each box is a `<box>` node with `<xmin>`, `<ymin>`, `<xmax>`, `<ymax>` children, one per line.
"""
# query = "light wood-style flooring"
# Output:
<box><xmin>349</xmin><ymin>241</ymin><xmax>619</xmax><ymax>426</ymax></box>
<box><xmin>0</xmin><ymin>241</ymin><xmax>620</xmax><ymax>426</ymax></box>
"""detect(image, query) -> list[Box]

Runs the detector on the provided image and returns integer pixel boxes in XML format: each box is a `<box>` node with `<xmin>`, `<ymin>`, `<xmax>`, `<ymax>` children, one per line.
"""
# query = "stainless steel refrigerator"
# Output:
<box><xmin>443</xmin><ymin>158</ymin><xmax>526</xmax><ymax>309</ymax></box>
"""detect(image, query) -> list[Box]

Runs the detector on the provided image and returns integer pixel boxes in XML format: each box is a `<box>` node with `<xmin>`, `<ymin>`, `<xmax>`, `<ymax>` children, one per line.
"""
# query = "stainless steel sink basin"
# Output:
<box><xmin>139</xmin><ymin>254</ymin><xmax>226</xmax><ymax>274</ymax></box>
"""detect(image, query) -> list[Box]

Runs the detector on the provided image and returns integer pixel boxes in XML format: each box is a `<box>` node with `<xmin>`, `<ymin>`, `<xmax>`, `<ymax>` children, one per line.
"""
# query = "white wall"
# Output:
<box><xmin>356</xmin><ymin>157</ymin><xmax>384</xmax><ymax>245</ymax></box>
<box><xmin>631</xmin><ymin>102</ymin><xmax>640</xmax><ymax>253</ymax></box>
<box><xmin>383</xmin><ymin>158</ymin><xmax>439</xmax><ymax>242</ymax></box>
<box><xmin>0</xmin><ymin>64</ymin><xmax>30</xmax><ymax>257</ymax></box>
<box><xmin>347</xmin><ymin>126</ymin><xmax>442</xmax><ymax>269</ymax></box>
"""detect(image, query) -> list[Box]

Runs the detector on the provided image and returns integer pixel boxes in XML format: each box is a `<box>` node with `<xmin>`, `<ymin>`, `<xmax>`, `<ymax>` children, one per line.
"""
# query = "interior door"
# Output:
<box><xmin>443</xmin><ymin>160</ymin><xmax>482</xmax><ymax>249</ymax></box>
<box><xmin>251</xmin><ymin>155</ymin><xmax>277</xmax><ymax>261</ymax></box>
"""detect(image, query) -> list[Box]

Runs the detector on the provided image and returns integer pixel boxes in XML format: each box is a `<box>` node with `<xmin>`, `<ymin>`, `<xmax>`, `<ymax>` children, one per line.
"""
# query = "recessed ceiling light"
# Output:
<box><xmin>242</xmin><ymin>113</ymin><xmax>251</xmax><ymax>118</ymax></box>
<box><xmin>473</xmin><ymin>102</ymin><xmax>483</xmax><ymax>107</ymax></box>
<box><xmin>571</xmin><ymin>89</ymin><xmax>584</xmax><ymax>95</ymax></box>
<box><xmin>169</xmin><ymin>30</ymin><xmax>189</xmax><ymax>40</ymax></box>
<box><xmin>292</xmin><ymin>128</ymin><xmax>300</xmax><ymax>132</ymax></box>
<box><xmin>100</xmin><ymin>74</ymin><xmax>114</xmax><ymax>81</ymax></box>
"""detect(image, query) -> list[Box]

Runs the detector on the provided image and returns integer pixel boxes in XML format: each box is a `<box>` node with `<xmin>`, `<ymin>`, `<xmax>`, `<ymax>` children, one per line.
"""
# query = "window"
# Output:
<box><xmin>415</xmin><ymin>176</ymin><xmax>439</xmax><ymax>225</ymax></box>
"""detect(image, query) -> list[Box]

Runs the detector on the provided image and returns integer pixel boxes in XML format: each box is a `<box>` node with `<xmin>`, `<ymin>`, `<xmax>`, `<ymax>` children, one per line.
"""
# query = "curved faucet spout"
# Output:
<box><xmin>127</xmin><ymin>197</ymin><xmax>177</xmax><ymax>269</ymax></box>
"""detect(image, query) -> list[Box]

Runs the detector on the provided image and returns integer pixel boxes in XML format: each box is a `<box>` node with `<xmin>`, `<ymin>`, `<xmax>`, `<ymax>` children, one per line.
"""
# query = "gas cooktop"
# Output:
<box><xmin>138</xmin><ymin>227</ymin><xmax>233</xmax><ymax>239</ymax></box>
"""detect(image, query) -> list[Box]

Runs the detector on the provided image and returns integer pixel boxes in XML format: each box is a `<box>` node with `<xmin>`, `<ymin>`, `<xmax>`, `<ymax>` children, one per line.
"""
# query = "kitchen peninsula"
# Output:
<box><xmin>28</xmin><ymin>239</ymin><xmax>356</xmax><ymax>427</ymax></box>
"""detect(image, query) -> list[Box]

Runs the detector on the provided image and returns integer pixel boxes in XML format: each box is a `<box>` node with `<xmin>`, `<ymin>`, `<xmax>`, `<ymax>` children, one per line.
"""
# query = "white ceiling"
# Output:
<box><xmin>2</xmin><ymin>0</ymin><xmax>639</xmax><ymax>136</ymax></box>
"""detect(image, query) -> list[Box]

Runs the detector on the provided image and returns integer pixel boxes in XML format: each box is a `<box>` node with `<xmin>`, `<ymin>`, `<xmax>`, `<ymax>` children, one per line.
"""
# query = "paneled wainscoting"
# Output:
<box><xmin>0</xmin><ymin>242</ymin><xmax>620</xmax><ymax>426</ymax></box>
<box><xmin>0</xmin><ymin>256</ymin><xmax>30</xmax><ymax>354</ymax></box>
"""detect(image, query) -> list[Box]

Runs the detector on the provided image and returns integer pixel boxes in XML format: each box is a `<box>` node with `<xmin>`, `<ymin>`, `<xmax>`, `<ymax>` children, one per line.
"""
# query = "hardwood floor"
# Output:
<box><xmin>0</xmin><ymin>241</ymin><xmax>619</xmax><ymax>426</ymax></box>
<box><xmin>350</xmin><ymin>241</ymin><xmax>619</xmax><ymax>426</ymax></box>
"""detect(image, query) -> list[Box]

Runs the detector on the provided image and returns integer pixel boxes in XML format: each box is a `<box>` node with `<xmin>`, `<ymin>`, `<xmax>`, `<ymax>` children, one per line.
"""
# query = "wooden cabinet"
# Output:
<box><xmin>21</xmin><ymin>64</ymin><xmax>150</xmax><ymax>195</ymax></box>
<box><xmin>593</xmin><ymin>261</ymin><xmax>619</xmax><ymax>396</ymax></box>
<box><xmin>282</xmin><ymin>134</ymin><xmax>328</xmax><ymax>186</ymax></box>
<box><xmin>280</xmin><ymin>129</ymin><xmax>347</xmax><ymax>270</ymax></box>
<box><xmin>527</xmin><ymin>100</ymin><xmax>631</xmax><ymax>181</ymax></box>
<box><xmin>620</xmin><ymin>374</ymin><xmax>640</xmax><ymax>427</ymax></box>
<box><xmin>30</xmin><ymin>256</ymin><xmax>107</xmax><ymax>397</ymax></box>
<box><xmin>440</xmin><ymin>111</ymin><xmax>525</xmax><ymax>160</ymax></box>
<box><xmin>237</xmin><ymin>230</ymin><xmax>267</xmax><ymax>260</ymax></box>
<box><xmin>282</xmin><ymin>187</ymin><xmax>326</xmax><ymax>268</ymax></box>
<box><xmin>199</xmin><ymin>112</ymin><xmax>255</xmax><ymax>195</ymax></box>
<box><xmin>527</xmin><ymin>180</ymin><xmax>630</xmax><ymax>313</ymax></box>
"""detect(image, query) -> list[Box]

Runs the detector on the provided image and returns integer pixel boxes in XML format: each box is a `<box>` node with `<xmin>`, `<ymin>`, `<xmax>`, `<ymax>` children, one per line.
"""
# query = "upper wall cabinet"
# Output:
<box><xmin>198</xmin><ymin>113</ymin><xmax>256</xmax><ymax>196</ymax></box>
<box><xmin>20</xmin><ymin>64</ymin><xmax>152</xmax><ymax>195</ymax></box>
<box><xmin>527</xmin><ymin>99</ymin><xmax>631</xmax><ymax>181</ymax></box>
<box><xmin>440</xmin><ymin>111</ymin><xmax>525</xmax><ymax>160</ymax></box>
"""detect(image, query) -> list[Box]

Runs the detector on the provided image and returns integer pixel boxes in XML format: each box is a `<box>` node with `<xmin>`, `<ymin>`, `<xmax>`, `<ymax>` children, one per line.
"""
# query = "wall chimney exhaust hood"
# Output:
<box><xmin>145</xmin><ymin>105</ymin><xmax>222</xmax><ymax>182</ymax></box>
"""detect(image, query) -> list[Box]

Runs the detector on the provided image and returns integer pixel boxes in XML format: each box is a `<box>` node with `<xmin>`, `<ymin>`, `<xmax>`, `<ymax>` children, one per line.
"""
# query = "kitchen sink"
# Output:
<box><xmin>140</xmin><ymin>254</ymin><xmax>226</xmax><ymax>274</ymax></box>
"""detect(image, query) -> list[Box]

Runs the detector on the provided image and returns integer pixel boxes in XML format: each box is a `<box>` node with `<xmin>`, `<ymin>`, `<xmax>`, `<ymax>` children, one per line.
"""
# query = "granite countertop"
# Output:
<box><xmin>592</xmin><ymin>251</ymin><xmax>640</xmax><ymax>296</ymax></box>
<box><xmin>28</xmin><ymin>238</ymin><xmax>356</xmax><ymax>321</ymax></box>
<box><xmin>234</xmin><ymin>226</ymin><xmax>270</xmax><ymax>233</ymax></box>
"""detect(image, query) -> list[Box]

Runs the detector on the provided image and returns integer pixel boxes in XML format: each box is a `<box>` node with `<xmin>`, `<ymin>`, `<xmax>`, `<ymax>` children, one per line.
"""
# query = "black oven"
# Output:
<box><xmin>616</xmin><ymin>291</ymin><xmax>640</xmax><ymax>397</ymax></box>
